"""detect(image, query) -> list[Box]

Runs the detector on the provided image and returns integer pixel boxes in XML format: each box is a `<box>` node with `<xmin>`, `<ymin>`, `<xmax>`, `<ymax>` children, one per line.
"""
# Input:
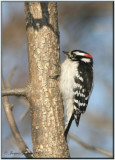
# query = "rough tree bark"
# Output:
<box><xmin>25</xmin><ymin>2</ymin><xmax>69</xmax><ymax>158</ymax></box>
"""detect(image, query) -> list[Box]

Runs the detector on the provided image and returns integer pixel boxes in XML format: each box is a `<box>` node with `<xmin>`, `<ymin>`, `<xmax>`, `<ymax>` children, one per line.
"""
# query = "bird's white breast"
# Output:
<box><xmin>59</xmin><ymin>59</ymin><xmax>79</xmax><ymax>101</ymax></box>
<box><xmin>59</xmin><ymin>59</ymin><xmax>79</xmax><ymax>126</ymax></box>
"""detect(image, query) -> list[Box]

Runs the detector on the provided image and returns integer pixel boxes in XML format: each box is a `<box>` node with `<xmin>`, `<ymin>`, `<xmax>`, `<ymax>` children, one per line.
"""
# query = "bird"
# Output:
<box><xmin>59</xmin><ymin>50</ymin><xmax>93</xmax><ymax>139</ymax></box>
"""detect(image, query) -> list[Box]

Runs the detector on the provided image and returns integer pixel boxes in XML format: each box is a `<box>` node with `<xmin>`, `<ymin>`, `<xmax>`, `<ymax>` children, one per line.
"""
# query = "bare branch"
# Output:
<box><xmin>19</xmin><ymin>97</ymin><xmax>30</xmax><ymax>120</ymax></box>
<box><xmin>21</xmin><ymin>108</ymin><xmax>29</xmax><ymax>121</ymax></box>
<box><xmin>6</xmin><ymin>66</ymin><xmax>17</xmax><ymax>88</ymax></box>
<box><xmin>2</xmin><ymin>88</ymin><xmax>27</xmax><ymax>97</ymax></box>
<box><xmin>2</xmin><ymin>76</ymin><xmax>34</xmax><ymax>158</ymax></box>
<box><xmin>20</xmin><ymin>97</ymin><xmax>30</xmax><ymax>108</ymax></box>
<box><xmin>2</xmin><ymin>67</ymin><xmax>27</xmax><ymax>97</ymax></box>
<box><xmin>68</xmin><ymin>133</ymin><xmax>113</xmax><ymax>158</ymax></box>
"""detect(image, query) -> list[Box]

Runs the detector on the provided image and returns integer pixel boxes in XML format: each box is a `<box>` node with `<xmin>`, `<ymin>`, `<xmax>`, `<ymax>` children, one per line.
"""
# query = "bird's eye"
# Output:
<box><xmin>72</xmin><ymin>53</ymin><xmax>77</xmax><ymax>57</ymax></box>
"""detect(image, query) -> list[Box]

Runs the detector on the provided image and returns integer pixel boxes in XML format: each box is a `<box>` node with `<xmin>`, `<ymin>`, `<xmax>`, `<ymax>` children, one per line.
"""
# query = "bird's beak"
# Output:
<box><xmin>63</xmin><ymin>51</ymin><xmax>69</xmax><ymax>55</ymax></box>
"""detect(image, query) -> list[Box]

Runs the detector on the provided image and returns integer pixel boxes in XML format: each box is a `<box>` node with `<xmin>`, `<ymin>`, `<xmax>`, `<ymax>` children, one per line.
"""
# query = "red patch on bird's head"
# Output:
<box><xmin>85</xmin><ymin>53</ymin><xmax>93</xmax><ymax>58</ymax></box>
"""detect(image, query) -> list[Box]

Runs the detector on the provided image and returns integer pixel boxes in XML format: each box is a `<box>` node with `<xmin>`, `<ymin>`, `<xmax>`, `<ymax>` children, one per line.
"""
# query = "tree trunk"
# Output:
<box><xmin>25</xmin><ymin>2</ymin><xmax>69</xmax><ymax>158</ymax></box>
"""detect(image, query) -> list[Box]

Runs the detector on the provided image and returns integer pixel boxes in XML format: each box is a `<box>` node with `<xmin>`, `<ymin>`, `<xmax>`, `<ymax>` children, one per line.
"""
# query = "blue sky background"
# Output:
<box><xmin>2</xmin><ymin>2</ymin><xmax>113</xmax><ymax>158</ymax></box>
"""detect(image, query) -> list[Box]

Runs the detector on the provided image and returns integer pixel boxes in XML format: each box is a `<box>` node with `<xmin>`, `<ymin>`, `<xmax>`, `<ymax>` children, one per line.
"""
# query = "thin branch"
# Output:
<box><xmin>20</xmin><ymin>97</ymin><xmax>30</xmax><ymax>108</ymax></box>
<box><xmin>68</xmin><ymin>133</ymin><xmax>113</xmax><ymax>158</ymax></box>
<box><xmin>6</xmin><ymin>66</ymin><xmax>17</xmax><ymax>88</ymax></box>
<box><xmin>2</xmin><ymin>88</ymin><xmax>27</xmax><ymax>97</ymax></box>
<box><xmin>2</xmin><ymin>76</ymin><xmax>34</xmax><ymax>158</ymax></box>
<box><xmin>2</xmin><ymin>66</ymin><xmax>27</xmax><ymax>97</ymax></box>
<box><xmin>21</xmin><ymin>108</ymin><xmax>30</xmax><ymax>121</ymax></box>
<box><xmin>19</xmin><ymin>97</ymin><xmax>30</xmax><ymax>120</ymax></box>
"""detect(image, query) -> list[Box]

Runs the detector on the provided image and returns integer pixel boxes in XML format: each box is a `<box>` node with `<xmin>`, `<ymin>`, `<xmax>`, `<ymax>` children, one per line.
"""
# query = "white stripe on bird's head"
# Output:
<box><xmin>81</xmin><ymin>58</ymin><xmax>91</xmax><ymax>63</ymax></box>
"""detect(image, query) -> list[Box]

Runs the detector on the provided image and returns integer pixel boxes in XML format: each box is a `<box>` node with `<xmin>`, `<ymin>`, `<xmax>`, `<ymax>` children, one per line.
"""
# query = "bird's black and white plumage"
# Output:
<box><xmin>59</xmin><ymin>50</ymin><xmax>93</xmax><ymax>138</ymax></box>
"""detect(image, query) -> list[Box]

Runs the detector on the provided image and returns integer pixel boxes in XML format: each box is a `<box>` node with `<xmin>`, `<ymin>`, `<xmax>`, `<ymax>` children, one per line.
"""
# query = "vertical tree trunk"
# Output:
<box><xmin>25</xmin><ymin>2</ymin><xmax>69</xmax><ymax>158</ymax></box>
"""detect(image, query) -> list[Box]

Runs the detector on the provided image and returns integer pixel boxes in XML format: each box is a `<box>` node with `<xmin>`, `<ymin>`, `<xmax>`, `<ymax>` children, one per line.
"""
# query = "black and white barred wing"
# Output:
<box><xmin>73</xmin><ymin>66</ymin><xmax>93</xmax><ymax>126</ymax></box>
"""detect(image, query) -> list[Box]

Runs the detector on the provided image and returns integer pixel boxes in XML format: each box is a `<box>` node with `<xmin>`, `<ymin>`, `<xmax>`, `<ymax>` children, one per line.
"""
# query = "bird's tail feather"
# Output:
<box><xmin>74</xmin><ymin>113</ymin><xmax>81</xmax><ymax>127</ymax></box>
<box><xmin>64</xmin><ymin>114</ymin><xmax>74</xmax><ymax>140</ymax></box>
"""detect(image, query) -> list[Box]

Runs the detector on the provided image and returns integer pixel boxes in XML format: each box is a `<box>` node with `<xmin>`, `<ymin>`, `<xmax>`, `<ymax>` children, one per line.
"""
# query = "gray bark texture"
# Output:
<box><xmin>25</xmin><ymin>2</ymin><xmax>70</xmax><ymax>158</ymax></box>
